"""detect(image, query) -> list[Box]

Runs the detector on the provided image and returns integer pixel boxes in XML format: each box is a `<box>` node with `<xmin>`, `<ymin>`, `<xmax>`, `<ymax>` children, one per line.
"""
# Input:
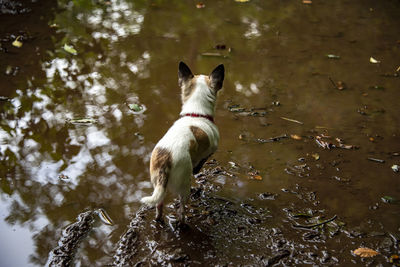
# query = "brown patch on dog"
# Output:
<box><xmin>150</xmin><ymin>148</ymin><xmax>172</xmax><ymax>187</ymax></box>
<box><xmin>189</xmin><ymin>126</ymin><xmax>210</xmax><ymax>163</ymax></box>
<box><xmin>181</xmin><ymin>76</ymin><xmax>200</xmax><ymax>103</ymax></box>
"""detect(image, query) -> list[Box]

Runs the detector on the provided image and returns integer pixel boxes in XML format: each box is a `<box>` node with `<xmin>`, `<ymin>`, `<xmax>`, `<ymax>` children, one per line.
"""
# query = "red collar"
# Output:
<box><xmin>180</xmin><ymin>113</ymin><xmax>214</xmax><ymax>123</ymax></box>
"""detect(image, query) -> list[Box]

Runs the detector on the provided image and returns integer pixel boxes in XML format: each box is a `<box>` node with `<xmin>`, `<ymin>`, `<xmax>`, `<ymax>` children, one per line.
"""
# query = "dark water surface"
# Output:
<box><xmin>1</xmin><ymin>0</ymin><xmax>400</xmax><ymax>266</ymax></box>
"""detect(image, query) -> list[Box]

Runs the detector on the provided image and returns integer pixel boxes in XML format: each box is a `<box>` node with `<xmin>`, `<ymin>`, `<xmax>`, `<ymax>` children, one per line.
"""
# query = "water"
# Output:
<box><xmin>1</xmin><ymin>0</ymin><xmax>399</xmax><ymax>266</ymax></box>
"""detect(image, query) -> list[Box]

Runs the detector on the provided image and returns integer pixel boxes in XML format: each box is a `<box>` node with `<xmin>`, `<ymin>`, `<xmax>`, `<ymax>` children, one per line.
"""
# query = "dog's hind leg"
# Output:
<box><xmin>178</xmin><ymin>195</ymin><xmax>186</xmax><ymax>223</ymax></box>
<box><xmin>156</xmin><ymin>202</ymin><xmax>163</xmax><ymax>221</ymax></box>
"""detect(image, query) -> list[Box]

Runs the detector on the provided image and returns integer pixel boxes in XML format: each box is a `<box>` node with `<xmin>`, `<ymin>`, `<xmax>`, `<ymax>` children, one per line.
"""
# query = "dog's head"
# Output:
<box><xmin>178</xmin><ymin>62</ymin><xmax>224</xmax><ymax>104</ymax></box>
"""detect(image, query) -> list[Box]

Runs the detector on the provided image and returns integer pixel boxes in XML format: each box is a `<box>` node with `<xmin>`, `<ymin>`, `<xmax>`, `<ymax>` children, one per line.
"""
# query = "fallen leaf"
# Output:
<box><xmin>12</xmin><ymin>36</ymin><xmax>23</xmax><ymax>48</ymax></box>
<box><xmin>381</xmin><ymin>195</ymin><xmax>396</xmax><ymax>203</ymax></box>
<box><xmin>370</xmin><ymin>57</ymin><xmax>380</xmax><ymax>64</ymax></box>
<box><xmin>337</xmin><ymin>81</ymin><xmax>346</xmax><ymax>90</ymax></box>
<box><xmin>253</xmin><ymin>175</ymin><xmax>263</xmax><ymax>180</ymax></box>
<box><xmin>63</xmin><ymin>43</ymin><xmax>77</xmax><ymax>55</ymax></box>
<box><xmin>302</xmin><ymin>0</ymin><xmax>312</xmax><ymax>4</ymax></box>
<box><xmin>235</xmin><ymin>0</ymin><xmax>250</xmax><ymax>2</ymax></box>
<box><xmin>353</xmin><ymin>247</ymin><xmax>379</xmax><ymax>258</ymax></box>
<box><xmin>128</xmin><ymin>103</ymin><xmax>143</xmax><ymax>112</ymax></box>
<box><xmin>396</xmin><ymin>66</ymin><xmax>400</xmax><ymax>72</ymax></box>
<box><xmin>392</xmin><ymin>164</ymin><xmax>399</xmax><ymax>172</ymax></box>
<box><xmin>326</xmin><ymin>54</ymin><xmax>340</xmax><ymax>59</ymax></box>
<box><xmin>311</xmin><ymin>153</ymin><xmax>320</xmax><ymax>160</ymax></box>
<box><xmin>290</xmin><ymin>134</ymin><xmax>302</xmax><ymax>140</ymax></box>
<box><xmin>196</xmin><ymin>2</ymin><xmax>205</xmax><ymax>8</ymax></box>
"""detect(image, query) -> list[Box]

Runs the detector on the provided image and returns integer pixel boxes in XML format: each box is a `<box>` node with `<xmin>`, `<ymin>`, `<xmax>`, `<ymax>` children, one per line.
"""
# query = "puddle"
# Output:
<box><xmin>1</xmin><ymin>0</ymin><xmax>400</xmax><ymax>266</ymax></box>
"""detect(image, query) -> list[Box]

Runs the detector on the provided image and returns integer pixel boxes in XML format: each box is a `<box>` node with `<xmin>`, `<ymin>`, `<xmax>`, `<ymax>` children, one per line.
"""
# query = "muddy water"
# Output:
<box><xmin>1</xmin><ymin>0</ymin><xmax>400</xmax><ymax>266</ymax></box>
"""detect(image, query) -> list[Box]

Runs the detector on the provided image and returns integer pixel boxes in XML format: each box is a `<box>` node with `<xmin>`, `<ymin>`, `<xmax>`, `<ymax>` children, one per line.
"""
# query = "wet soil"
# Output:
<box><xmin>1</xmin><ymin>0</ymin><xmax>400</xmax><ymax>266</ymax></box>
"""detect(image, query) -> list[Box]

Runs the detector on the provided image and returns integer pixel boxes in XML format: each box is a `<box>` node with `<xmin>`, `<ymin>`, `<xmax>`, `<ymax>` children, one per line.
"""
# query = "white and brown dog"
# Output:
<box><xmin>140</xmin><ymin>62</ymin><xmax>224</xmax><ymax>222</ymax></box>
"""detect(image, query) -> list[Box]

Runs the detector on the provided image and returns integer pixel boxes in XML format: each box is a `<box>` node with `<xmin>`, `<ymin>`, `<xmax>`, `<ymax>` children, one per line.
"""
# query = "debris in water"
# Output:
<box><xmin>128</xmin><ymin>103</ymin><xmax>143</xmax><ymax>112</ymax></box>
<box><xmin>290</xmin><ymin>134</ymin><xmax>302</xmax><ymax>140</ymax></box>
<box><xmin>292</xmin><ymin>215</ymin><xmax>337</xmax><ymax>229</ymax></box>
<box><xmin>302</xmin><ymin>0</ymin><xmax>312</xmax><ymax>4</ymax></box>
<box><xmin>258</xmin><ymin>192</ymin><xmax>277</xmax><ymax>200</ymax></box>
<box><xmin>58</xmin><ymin>174</ymin><xmax>69</xmax><ymax>180</ymax></box>
<box><xmin>353</xmin><ymin>247</ymin><xmax>379</xmax><ymax>258</ymax></box>
<box><xmin>257</xmin><ymin>134</ymin><xmax>288</xmax><ymax>143</ymax></box>
<box><xmin>272</xmin><ymin>101</ymin><xmax>281</xmax><ymax>106</ymax></box>
<box><xmin>280</xmin><ymin>117</ymin><xmax>303</xmax><ymax>125</ymax></box>
<box><xmin>391</xmin><ymin>164</ymin><xmax>399</xmax><ymax>172</ymax></box>
<box><xmin>381</xmin><ymin>195</ymin><xmax>396</xmax><ymax>204</ymax></box>
<box><xmin>12</xmin><ymin>36</ymin><xmax>23</xmax><ymax>48</ymax></box>
<box><xmin>369</xmin><ymin>57</ymin><xmax>380</xmax><ymax>64</ymax></box>
<box><xmin>96</xmin><ymin>209</ymin><xmax>114</xmax><ymax>225</ymax></box>
<box><xmin>367</xmin><ymin>157</ymin><xmax>385</xmax><ymax>163</ymax></box>
<box><xmin>235</xmin><ymin>0</ymin><xmax>250</xmax><ymax>2</ymax></box>
<box><xmin>196</xmin><ymin>2</ymin><xmax>205</xmax><ymax>8</ymax></box>
<box><xmin>336</xmin><ymin>138</ymin><xmax>358</xmax><ymax>150</ymax></box>
<box><xmin>326</xmin><ymin>54</ymin><xmax>340</xmax><ymax>59</ymax></box>
<box><xmin>201</xmin><ymin>52</ymin><xmax>228</xmax><ymax>58</ymax></box>
<box><xmin>315</xmin><ymin>136</ymin><xmax>334</xmax><ymax>149</ymax></box>
<box><xmin>63</xmin><ymin>43</ymin><xmax>77</xmax><ymax>55</ymax></box>
<box><xmin>369</xmin><ymin>85</ymin><xmax>385</xmax><ymax>90</ymax></box>
<box><xmin>67</xmin><ymin>118</ymin><xmax>97</xmax><ymax>125</ymax></box>
<box><xmin>311</xmin><ymin>153</ymin><xmax>320</xmax><ymax>160</ymax></box>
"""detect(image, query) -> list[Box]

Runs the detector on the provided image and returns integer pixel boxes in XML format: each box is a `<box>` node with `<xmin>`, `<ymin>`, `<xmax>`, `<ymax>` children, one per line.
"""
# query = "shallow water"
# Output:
<box><xmin>1</xmin><ymin>0</ymin><xmax>400</xmax><ymax>266</ymax></box>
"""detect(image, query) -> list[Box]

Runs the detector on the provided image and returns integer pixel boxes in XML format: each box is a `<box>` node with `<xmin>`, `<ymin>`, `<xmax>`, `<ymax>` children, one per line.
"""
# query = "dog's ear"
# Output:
<box><xmin>209</xmin><ymin>64</ymin><xmax>224</xmax><ymax>91</ymax></box>
<box><xmin>178</xmin><ymin>61</ymin><xmax>194</xmax><ymax>87</ymax></box>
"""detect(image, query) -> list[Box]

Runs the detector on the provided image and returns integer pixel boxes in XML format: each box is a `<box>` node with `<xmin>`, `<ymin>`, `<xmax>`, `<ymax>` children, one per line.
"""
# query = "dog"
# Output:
<box><xmin>140</xmin><ymin>62</ymin><xmax>224</xmax><ymax>223</ymax></box>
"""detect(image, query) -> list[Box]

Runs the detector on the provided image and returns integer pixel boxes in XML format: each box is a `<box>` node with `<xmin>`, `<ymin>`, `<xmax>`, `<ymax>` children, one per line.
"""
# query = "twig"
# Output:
<box><xmin>367</xmin><ymin>157</ymin><xmax>385</xmax><ymax>163</ymax></box>
<box><xmin>280</xmin><ymin>117</ymin><xmax>303</xmax><ymax>125</ymax></box>
<box><xmin>328</xmin><ymin>77</ymin><xmax>338</xmax><ymax>89</ymax></box>
<box><xmin>292</xmin><ymin>215</ymin><xmax>337</xmax><ymax>229</ymax></box>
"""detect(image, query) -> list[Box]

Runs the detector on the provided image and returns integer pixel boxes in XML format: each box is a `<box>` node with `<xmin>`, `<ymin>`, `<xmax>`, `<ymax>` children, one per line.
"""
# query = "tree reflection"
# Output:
<box><xmin>3</xmin><ymin>0</ymin><xmax>399</xmax><ymax>266</ymax></box>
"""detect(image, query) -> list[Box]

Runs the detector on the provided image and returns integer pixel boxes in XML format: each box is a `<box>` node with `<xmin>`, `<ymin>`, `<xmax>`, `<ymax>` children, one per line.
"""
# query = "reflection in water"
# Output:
<box><xmin>1</xmin><ymin>0</ymin><xmax>400</xmax><ymax>265</ymax></box>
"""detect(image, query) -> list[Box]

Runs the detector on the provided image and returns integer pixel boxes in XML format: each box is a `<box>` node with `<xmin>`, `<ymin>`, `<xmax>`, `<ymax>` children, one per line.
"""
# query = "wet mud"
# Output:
<box><xmin>47</xmin><ymin>161</ymin><xmax>398</xmax><ymax>266</ymax></box>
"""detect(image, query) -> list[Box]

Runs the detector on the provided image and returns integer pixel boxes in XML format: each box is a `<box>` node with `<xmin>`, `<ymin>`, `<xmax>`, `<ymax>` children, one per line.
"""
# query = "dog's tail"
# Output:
<box><xmin>140</xmin><ymin>184</ymin><xmax>166</xmax><ymax>207</ymax></box>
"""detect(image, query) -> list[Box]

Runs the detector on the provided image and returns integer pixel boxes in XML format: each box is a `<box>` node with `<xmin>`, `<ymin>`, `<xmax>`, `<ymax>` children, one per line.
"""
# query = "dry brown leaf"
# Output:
<box><xmin>353</xmin><ymin>247</ymin><xmax>379</xmax><ymax>258</ymax></box>
<box><xmin>291</xmin><ymin>134</ymin><xmax>302</xmax><ymax>140</ymax></box>
<box><xmin>196</xmin><ymin>2</ymin><xmax>205</xmax><ymax>8</ymax></box>
<box><xmin>302</xmin><ymin>0</ymin><xmax>312</xmax><ymax>4</ymax></box>
<box><xmin>253</xmin><ymin>175</ymin><xmax>263</xmax><ymax>180</ymax></box>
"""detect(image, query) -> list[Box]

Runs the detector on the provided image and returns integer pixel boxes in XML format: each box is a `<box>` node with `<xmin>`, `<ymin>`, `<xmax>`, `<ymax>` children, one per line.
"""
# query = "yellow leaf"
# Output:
<box><xmin>291</xmin><ymin>134</ymin><xmax>302</xmax><ymax>140</ymax></box>
<box><xmin>12</xmin><ymin>36</ymin><xmax>23</xmax><ymax>48</ymax></box>
<box><xmin>369</xmin><ymin>57</ymin><xmax>380</xmax><ymax>64</ymax></box>
<box><xmin>311</xmin><ymin>153</ymin><xmax>320</xmax><ymax>160</ymax></box>
<box><xmin>235</xmin><ymin>0</ymin><xmax>250</xmax><ymax>2</ymax></box>
<box><xmin>353</xmin><ymin>247</ymin><xmax>379</xmax><ymax>258</ymax></box>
